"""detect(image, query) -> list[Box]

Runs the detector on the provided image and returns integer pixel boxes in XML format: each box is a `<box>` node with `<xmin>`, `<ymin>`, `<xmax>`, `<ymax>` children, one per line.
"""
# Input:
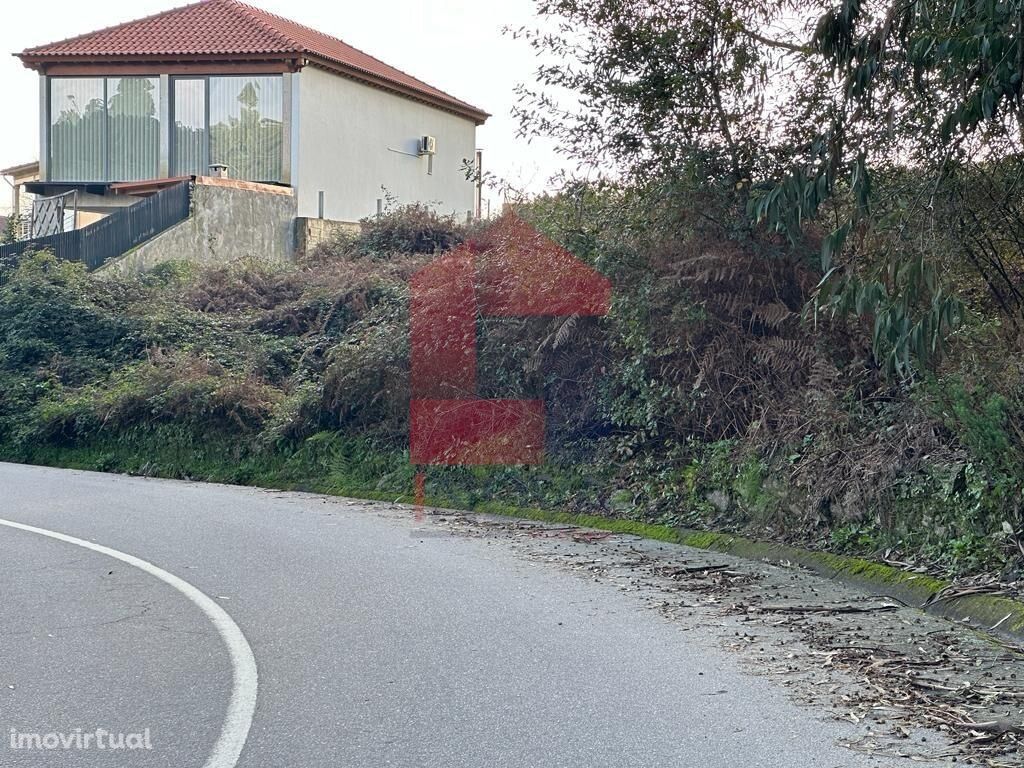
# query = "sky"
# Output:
<box><xmin>0</xmin><ymin>0</ymin><xmax>566</xmax><ymax>215</ymax></box>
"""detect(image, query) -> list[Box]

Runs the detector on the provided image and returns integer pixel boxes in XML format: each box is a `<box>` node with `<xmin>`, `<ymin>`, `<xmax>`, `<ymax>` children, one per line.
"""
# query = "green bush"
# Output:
<box><xmin>356</xmin><ymin>201</ymin><xmax>465</xmax><ymax>256</ymax></box>
<box><xmin>0</xmin><ymin>252</ymin><xmax>142</xmax><ymax>379</ymax></box>
<box><xmin>27</xmin><ymin>356</ymin><xmax>281</xmax><ymax>443</ymax></box>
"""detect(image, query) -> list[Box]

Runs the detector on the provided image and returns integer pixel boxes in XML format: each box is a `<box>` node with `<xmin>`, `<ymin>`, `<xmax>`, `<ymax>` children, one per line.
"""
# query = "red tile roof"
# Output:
<box><xmin>17</xmin><ymin>0</ymin><xmax>488</xmax><ymax>123</ymax></box>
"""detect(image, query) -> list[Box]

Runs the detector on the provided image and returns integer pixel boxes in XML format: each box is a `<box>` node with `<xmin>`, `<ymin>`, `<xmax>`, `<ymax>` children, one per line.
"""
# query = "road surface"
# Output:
<box><xmin>0</xmin><ymin>462</ymin><xmax>913</xmax><ymax>767</ymax></box>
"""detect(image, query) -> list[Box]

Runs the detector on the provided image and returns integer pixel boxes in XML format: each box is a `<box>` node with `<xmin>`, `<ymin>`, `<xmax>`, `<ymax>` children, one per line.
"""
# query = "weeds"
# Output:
<box><xmin>2</xmin><ymin>200</ymin><xmax>1023</xmax><ymax>582</ymax></box>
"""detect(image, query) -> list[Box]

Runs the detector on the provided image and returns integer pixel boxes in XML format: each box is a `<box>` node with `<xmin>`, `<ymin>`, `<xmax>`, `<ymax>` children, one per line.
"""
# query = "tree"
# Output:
<box><xmin>516</xmin><ymin>1</ymin><xmax>796</xmax><ymax>186</ymax></box>
<box><xmin>516</xmin><ymin>0</ymin><xmax>1024</xmax><ymax>375</ymax></box>
<box><xmin>1</xmin><ymin>214</ymin><xmax>20</xmax><ymax>245</ymax></box>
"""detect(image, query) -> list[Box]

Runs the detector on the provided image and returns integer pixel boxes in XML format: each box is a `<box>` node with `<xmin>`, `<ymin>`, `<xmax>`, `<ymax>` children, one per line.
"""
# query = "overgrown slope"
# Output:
<box><xmin>1</xmin><ymin>201</ymin><xmax>1021</xmax><ymax>581</ymax></box>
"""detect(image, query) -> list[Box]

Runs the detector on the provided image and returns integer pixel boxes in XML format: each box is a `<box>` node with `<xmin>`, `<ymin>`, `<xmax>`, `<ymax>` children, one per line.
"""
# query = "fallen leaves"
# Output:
<box><xmin>440</xmin><ymin>513</ymin><xmax>1024</xmax><ymax>765</ymax></box>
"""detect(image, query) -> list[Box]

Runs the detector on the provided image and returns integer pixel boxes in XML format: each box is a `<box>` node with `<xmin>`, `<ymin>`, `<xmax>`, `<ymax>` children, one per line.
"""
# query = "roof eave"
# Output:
<box><xmin>16</xmin><ymin>50</ymin><xmax>304</xmax><ymax>72</ymax></box>
<box><xmin>304</xmin><ymin>55</ymin><xmax>489</xmax><ymax>126</ymax></box>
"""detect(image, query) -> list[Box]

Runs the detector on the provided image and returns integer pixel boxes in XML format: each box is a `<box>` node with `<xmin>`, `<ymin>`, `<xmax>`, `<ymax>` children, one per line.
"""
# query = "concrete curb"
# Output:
<box><xmin>463</xmin><ymin>501</ymin><xmax>1024</xmax><ymax>645</ymax></box>
<box><xmin>676</xmin><ymin>529</ymin><xmax>1024</xmax><ymax>643</ymax></box>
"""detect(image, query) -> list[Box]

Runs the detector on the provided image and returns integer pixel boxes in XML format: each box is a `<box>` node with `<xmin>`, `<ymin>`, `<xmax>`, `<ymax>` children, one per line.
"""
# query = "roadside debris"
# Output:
<box><xmin>436</xmin><ymin>513</ymin><xmax>1024</xmax><ymax>766</ymax></box>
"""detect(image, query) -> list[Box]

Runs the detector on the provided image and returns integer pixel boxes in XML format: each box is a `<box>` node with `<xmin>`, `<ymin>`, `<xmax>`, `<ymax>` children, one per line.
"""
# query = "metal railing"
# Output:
<box><xmin>0</xmin><ymin>181</ymin><xmax>191</xmax><ymax>280</ymax></box>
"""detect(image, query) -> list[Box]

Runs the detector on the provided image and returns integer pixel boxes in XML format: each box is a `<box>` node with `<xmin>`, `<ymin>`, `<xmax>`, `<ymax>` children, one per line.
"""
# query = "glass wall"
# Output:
<box><xmin>209</xmin><ymin>76</ymin><xmax>283</xmax><ymax>183</ymax></box>
<box><xmin>172</xmin><ymin>79</ymin><xmax>207</xmax><ymax>177</ymax></box>
<box><xmin>172</xmin><ymin>75</ymin><xmax>283</xmax><ymax>183</ymax></box>
<box><xmin>48</xmin><ymin>74</ymin><xmax>285</xmax><ymax>184</ymax></box>
<box><xmin>49</xmin><ymin>77</ymin><xmax>160</xmax><ymax>183</ymax></box>
<box><xmin>107</xmin><ymin>77</ymin><xmax>159</xmax><ymax>180</ymax></box>
<box><xmin>49</xmin><ymin>78</ymin><xmax>105</xmax><ymax>182</ymax></box>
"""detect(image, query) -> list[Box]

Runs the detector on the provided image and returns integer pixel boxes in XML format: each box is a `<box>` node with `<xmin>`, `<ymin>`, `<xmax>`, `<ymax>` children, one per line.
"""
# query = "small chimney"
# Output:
<box><xmin>209</xmin><ymin>163</ymin><xmax>229</xmax><ymax>179</ymax></box>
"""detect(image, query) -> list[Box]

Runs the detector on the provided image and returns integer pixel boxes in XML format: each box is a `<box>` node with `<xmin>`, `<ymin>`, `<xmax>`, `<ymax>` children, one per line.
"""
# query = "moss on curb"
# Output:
<box><xmin>423</xmin><ymin>497</ymin><xmax>1024</xmax><ymax>644</ymax></box>
<box><xmin>672</xmin><ymin>527</ymin><xmax>1024</xmax><ymax>643</ymax></box>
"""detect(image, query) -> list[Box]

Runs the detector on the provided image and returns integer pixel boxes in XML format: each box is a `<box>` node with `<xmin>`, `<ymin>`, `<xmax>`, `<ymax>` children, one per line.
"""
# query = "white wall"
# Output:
<box><xmin>296</xmin><ymin>67</ymin><xmax>478</xmax><ymax>222</ymax></box>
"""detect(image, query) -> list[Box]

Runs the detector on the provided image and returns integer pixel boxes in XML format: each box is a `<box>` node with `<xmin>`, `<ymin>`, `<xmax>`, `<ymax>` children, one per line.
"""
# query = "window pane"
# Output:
<box><xmin>173</xmin><ymin>79</ymin><xmax>206</xmax><ymax>176</ymax></box>
<box><xmin>49</xmin><ymin>78</ymin><xmax>105</xmax><ymax>182</ymax></box>
<box><xmin>209</xmin><ymin>76</ymin><xmax>283</xmax><ymax>182</ymax></box>
<box><xmin>107</xmin><ymin>77</ymin><xmax>159</xmax><ymax>181</ymax></box>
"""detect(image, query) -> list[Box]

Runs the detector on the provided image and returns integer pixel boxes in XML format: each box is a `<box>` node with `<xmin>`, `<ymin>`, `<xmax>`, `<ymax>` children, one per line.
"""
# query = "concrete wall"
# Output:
<box><xmin>296</xmin><ymin>67</ymin><xmax>478</xmax><ymax>222</ymax></box>
<box><xmin>295</xmin><ymin>217</ymin><xmax>361</xmax><ymax>255</ymax></box>
<box><xmin>74</xmin><ymin>192</ymin><xmax>143</xmax><ymax>212</ymax></box>
<box><xmin>103</xmin><ymin>182</ymin><xmax>296</xmax><ymax>275</ymax></box>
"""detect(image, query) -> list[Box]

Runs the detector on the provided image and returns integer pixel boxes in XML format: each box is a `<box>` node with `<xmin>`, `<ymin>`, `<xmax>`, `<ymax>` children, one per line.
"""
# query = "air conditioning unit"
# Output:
<box><xmin>420</xmin><ymin>136</ymin><xmax>437</xmax><ymax>155</ymax></box>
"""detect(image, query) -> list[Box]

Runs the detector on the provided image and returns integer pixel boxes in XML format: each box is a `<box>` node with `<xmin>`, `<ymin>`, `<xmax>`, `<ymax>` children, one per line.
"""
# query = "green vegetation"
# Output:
<box><xmin>7</xmin><ymin>1</ymin><xmax>1024</xmax><ymax>582</ymax></box>
<box><xmin>1</xmin><ymin>193</ymin><xmax>1020</xmax><ymax>582</ymax></box>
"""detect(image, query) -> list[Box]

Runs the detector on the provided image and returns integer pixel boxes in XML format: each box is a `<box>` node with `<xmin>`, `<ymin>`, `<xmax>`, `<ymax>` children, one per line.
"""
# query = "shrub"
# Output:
<box><xmin>321</xmin><ymin>295</ymin><xmax>410</xmax><ymax>438</ymax></box>
<box><xmin>3</xmin><ymin>197</ymin><xmax>1024</xmax><ymax>580</ymax></box>
<box><xmin>356</xmin><ymin>202</ymin><xmax>465</xmax><ymax>256</ymax></box>
<box><xmin>28</xmin><ymin>354</ymin><xmax>281</xmax><ymax>443</ymax></box>
<box><xmin>0</xmin><ymin>252</ymin><xmax>142</xmax><ymax>382</ymax></box>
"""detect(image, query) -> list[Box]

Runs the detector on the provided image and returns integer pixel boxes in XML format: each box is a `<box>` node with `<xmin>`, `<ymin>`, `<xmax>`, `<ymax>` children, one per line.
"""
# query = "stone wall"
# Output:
<box><xmin>294</xmin><ymin>217</ymin><xmax>361</xmax><ymax>255</ymax></box>
<box><xmin>101</xmin><ymin>180</ymin><xmax>297</xmax><ymax>275</ymax></box>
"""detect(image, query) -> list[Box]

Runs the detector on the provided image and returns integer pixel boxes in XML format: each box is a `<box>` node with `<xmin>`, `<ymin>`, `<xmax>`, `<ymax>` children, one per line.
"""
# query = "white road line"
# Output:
<box><xmin>0</xmin><ymin>517</ymin><xmax>258</xmax><ymax>768</ymax></box>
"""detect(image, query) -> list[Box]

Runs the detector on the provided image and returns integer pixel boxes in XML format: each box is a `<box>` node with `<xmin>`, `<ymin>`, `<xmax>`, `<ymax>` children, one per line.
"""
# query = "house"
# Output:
<box><xmin>8</xmin><ymin>0</ymin><xmax>488</xmax><ymax>266</ymax></box>
<box><xmin>2</xmin><ymin>161</ymin><xmax>40</xmax><ymax>225</ymax></box>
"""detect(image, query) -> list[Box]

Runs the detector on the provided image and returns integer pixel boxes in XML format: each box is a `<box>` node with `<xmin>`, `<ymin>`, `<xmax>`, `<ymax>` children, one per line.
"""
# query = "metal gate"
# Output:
<box><xmin>30</xmin><ymin>190</ymin><xmax>78</xmax><ymax>238</ymax></box>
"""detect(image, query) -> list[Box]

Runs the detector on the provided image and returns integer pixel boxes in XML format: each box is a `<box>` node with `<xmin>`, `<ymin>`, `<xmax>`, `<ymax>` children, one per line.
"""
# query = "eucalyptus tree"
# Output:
<box><xmin>517</xmin><ymin>0</ymin><xmax>1024</xmax><ymax>375</ymax></box>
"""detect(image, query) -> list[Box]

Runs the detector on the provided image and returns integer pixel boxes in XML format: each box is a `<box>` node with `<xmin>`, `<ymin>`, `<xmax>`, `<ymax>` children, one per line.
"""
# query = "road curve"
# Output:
<box><xmin>0</xmin><ymin>462</ymin><xmax>910</xmax><ymax>767</ymax></box>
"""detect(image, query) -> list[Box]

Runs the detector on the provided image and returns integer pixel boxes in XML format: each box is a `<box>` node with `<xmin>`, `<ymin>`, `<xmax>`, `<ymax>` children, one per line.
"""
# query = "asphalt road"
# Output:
<box><xmin>0</xmin><ymin>462</ymin><xmax>913</xmax><ymax>767</ymax></box>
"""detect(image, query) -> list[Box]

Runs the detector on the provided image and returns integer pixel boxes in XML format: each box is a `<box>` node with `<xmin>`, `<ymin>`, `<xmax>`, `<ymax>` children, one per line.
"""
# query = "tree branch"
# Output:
<box><xmin>739</xmin><ymin>27</ymin><xmax>811</xmax><ymax>55</ymax></box>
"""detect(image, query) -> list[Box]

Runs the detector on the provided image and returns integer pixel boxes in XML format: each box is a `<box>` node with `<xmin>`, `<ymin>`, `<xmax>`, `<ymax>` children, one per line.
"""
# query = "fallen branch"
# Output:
<box><xmin>661</xmin><ymin>564</ymin><xmax>733</xmax><ymax>576</ymax></box>
<box><xmin>758</xmin><ymin>603</ymin><xmax>900</xmax><ymax>615</ymax></box>
<box><xmin>922</xmin><ymin>584</ymin><xmax>1006</xmax><ymax>608</ymax></box>
<box><xmin>957</xmin><ymin>719</ymin><xmax>1024</xmax><ymax>736</ymax></box>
